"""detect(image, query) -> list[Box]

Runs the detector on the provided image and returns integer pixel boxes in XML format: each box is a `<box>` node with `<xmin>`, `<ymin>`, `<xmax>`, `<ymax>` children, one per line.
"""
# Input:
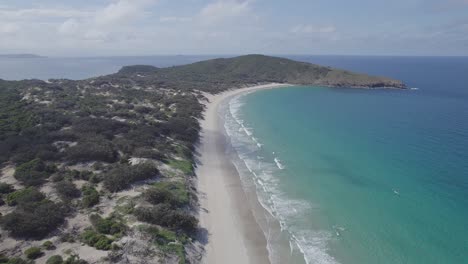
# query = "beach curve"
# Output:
<box><xmin>195</xmin><ymin>83</ymin><xmax>292</xmax><ymax>264</ymax></box>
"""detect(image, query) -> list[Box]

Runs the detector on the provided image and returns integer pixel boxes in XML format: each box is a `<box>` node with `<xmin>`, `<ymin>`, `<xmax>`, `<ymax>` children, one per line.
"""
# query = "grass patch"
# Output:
<box><xmin>167</xmin><ymin>160</ymin><xmax>193</xmax><ymax>175</ymax></box>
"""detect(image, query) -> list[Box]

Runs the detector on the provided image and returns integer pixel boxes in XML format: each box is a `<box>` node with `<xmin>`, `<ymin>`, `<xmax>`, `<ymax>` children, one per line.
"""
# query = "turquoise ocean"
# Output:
<box><xmin>222</xmin><ymin>57</ymin><xmax>468</xmax><ymax>264</ymax></box>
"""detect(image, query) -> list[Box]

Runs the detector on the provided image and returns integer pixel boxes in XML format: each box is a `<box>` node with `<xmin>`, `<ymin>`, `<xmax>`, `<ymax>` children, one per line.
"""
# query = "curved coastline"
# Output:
<box><xmin>196</xmin><ymin>83</ymin><xmax>294</xmax><ymax>264</ymax></box>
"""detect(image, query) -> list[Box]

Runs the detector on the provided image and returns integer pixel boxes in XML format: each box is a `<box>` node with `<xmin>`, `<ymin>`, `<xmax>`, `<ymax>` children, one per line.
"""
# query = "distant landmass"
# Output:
<box><xmin>0</xmin><ymin>54</ymin><xmax>45</xmax><ymax>59</ymax></box>
<box><xmin>115</xmin><ymin>54</ymin><xmax>406</xmax><ymax>91</ymax></box>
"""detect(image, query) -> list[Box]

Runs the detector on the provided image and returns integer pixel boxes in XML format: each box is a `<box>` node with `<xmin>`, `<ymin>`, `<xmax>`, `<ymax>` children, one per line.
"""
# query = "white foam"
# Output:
<box><xmin>274</xmin><ymin>157</ymin><xmax>285</xmax><ymax>170</ymax></box>
<box><xmin>223</xmin><ymin>94</ymin><xmax>339</xmax><ymax>264</ymax></box>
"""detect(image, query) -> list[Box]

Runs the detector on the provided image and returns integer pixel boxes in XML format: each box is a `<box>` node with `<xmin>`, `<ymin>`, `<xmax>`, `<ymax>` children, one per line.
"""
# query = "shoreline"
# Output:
<box><xmin>195</xmin><ymin>83</ymin><xmax>292</xmax><ymax>264</ymax></box>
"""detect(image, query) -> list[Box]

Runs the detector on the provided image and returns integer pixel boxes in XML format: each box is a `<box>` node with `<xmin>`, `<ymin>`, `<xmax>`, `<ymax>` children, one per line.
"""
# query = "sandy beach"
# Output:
<box><xmin>196</xmin><ymin>83</ymin><xmax>291</xmax><ymax>264</ymax></box>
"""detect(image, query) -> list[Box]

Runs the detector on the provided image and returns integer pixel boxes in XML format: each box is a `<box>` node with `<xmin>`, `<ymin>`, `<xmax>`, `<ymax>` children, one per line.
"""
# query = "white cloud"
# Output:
<box><xmin>159</xmin><ymin>16</ymin><xmax>192</xmax><ymax>23</ymax></box>
<box><xmin>54</xmin><ymin>0</ymin><xmax>158</xmax><ymax>41</ymax></box>
<box><xmin>198</xmin><ymin>0</ymin><xmax>253</xmax><ymax>24</ymax></box>
<box><xmin>95</xmin><ymin>0</ymin><xmax>156</xmax><ymax>26</ymax></box>
<box><xmin>0</xmin><ymin>23</ymin><xmax>20</xmax><ymax>34</ymax></box>
<box><xmin>0</xmin><ymin>8</ymin><xmax>91</xmax><ymax>20</ymax></box>
<box><xmin>58</xmin><ymin>18</ymin><xmax>80</xmax><ymax>35</ymax></box>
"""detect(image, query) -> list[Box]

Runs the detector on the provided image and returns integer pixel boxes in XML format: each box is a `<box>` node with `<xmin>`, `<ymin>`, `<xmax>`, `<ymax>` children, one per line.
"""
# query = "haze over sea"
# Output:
<box><xmin>1</xmin><ymin>55</ymin><xmax>467</xmax><ymax>263</ymax></box>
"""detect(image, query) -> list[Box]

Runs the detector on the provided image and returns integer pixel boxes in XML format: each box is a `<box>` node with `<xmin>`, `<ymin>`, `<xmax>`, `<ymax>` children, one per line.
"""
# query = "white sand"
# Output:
<box><xmin>196</xmin><ymin>83</ymin><xmax>291</xmax><ymax>264</ymax></box>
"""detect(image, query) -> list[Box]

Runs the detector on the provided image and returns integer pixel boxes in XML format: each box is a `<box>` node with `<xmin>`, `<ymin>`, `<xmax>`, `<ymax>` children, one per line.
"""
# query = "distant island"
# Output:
<box><xmin>0</xmin><ymin>54</ymin><xmax>45</xmax><ymax>59</ymax></box>
<box><xmin>0</xmin><ymin>55</ymin><xmax>405</xmax><ymax>264</ymax></box>
<box><xmin>116</xmin><ymin>54</ymin><xmax>406</xmax><ymax>90</ymax></box>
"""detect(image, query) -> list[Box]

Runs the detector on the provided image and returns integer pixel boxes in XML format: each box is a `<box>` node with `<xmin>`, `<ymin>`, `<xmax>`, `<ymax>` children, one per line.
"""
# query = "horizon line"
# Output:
<box><xmin>2</xmin><ymin>53</ymin><xmax>468</xmax><ymax>59</ymax></box>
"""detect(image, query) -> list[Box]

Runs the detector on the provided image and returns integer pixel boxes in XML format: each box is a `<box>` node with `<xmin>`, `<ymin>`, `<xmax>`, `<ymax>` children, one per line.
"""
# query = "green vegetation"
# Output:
<box><xmin>103</xmin><ymin>163</ymin><xmax>159</xmax><ymax>192</ymax></box>
<box><xmin>2</xmin><ymin>257</ymin><xmax>31</xmax><ymax>264</ymax></box>
<box><xmin>139</xmin><ymin>225</ymin><xmax>187</xmax><ymax>263</ymax></box>
<box><xmin>14</xmin><ymin>159</ymin><xmax>55</xmax><ymax>186</ymax></box>
<box><xmin>134</xmin><ymin>204</ymin><xmax>197</xmax><ymax>234</ymax></box>
<box><xmin>144</xmin><ymin>181</ymin><xmax>189</xmax><ymax>207</ymax></box>
<box><xmin>47</xmin><ymin>255</ymin><xmax>86</xmax><ymax>264</ymax></box>
<box><xmin>42</xmin><ymin>241</ymin><xmax>55</xmax><ymax>250</ymax></box>
<box><xmin>55</xmin><ymin>180</ymin><xmax>81</xmax><ymax>201</ymax></box>
<box><xmin>80</xmin><ymin>229</ymin><xmax>113</xmax><ymax>250</ymax></box>
<box><xmin>116</xmin><ymin>55</ymin><xmax>406</xmax><ymax>92</ymax></box>
<box><xmin>89</xmin><ymin>214</ymin><xmax>126</xmax><ymax>236</ymax></box>
<box><xmin>1</xmin><ymin>196</ymin><xmax>65</xmax><ymax>238</ymax></box>
<box><xmin>66</xmin><ymin>138</ymin><xmax>116</xmax><ymax>163</ymax></box>
<box><xmin>24</xmin><ymin>247</ymin><xmax>43</xmax><ymax>259</ymax></box>
<box><xmin>6</xmin><ymin>187</ymin><xmax>45</xmax><ymax>206</ymax></box>
<box><xmin>81</xmin><ymin>185</ymin><xmax>100</xmax><ymax>208</ymax></box>
<box><xmin>0</xmin><ymin>84</ymin><xmax>37</xmax><ymax>142</ymax></box>
<box><xmin>168</xmin><ymin>159</ymin><xmax>193</xmax><ymax>174</ymax></box>
<box><xmin>46</xmin><ymin>255</ymin><xmax>63</xmax><ymax>264</ymax></box>
<box><xmin>0</xmin><ymin>182</ymin><xmax>14</xmax><ymax>194</ymax></box>
<box><xmin>63</xmin><ymin>254</ymin><xmax>88</xmax><ymax>264</ymax></box>
<box><xmin>118</xmin><ymin>65</ymin><xmax>158</xmax><ymax>75</ymax></box>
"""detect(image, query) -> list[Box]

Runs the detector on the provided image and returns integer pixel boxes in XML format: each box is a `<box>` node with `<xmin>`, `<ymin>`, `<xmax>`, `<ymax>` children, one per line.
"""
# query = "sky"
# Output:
<box><xmin>0</xmin><ymin>0</ymin><xmax>468</xmax><ymax>56</ymax></box>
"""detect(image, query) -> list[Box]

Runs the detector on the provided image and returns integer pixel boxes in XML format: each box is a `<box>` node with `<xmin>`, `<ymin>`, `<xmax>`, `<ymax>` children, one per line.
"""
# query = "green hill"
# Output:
<box><xmin>116</xmin><ymin>54</ymin><xmax>406</xmax><ymax>92</ymax></box>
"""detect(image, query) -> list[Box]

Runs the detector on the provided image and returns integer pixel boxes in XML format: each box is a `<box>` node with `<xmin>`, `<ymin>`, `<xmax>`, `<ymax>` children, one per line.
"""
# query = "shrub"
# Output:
<box><xmin>0</xmin><ymin>182</ymin><xmax>14</xmax><ymax>194</ymax></box>
<box><xmin>139</xmin><ymin>225</ymin><xmax>179</xmax><ymax>245</ymax></box>
<box><xmin>143</xmin><ymin>182</ymin><xmax>189</xmax><ymax>208</ymax></box>
<box><xmin>59</xmin><ymin>233</ymin><xmax>75</xmax><ymax>243</ymax></box>
<box><xmin>64</xmin><ymin>254</ymin><xmax>88</xmax><ymax>264</ymax></box>
<box><xmin>14</xmin><ymin>159</ymin><xmax>54</xmax><ymax>186</ymax></box>
<box><xmin>46</xmin><ymin>255</ymin><xmax>63</xmax><ymax>264</ymax></box>
<box><xmin>89</xmin><ymin>214</ymin><xmax>126</xmax><ymax>236</ymax></box>
<box><xmin>50</xmin><ymin>173</ymin><xmax>65</xmax><ymax>182</ymax></box>
<box><xmin>6</xmin><ymin>187</ymin><xmax>45</xmax><ymax>206</ymax></box>
<box><xmin>89</xmin><ymin>174</ymin><xmax>101</xmax><ymax>184</ymax></box>
<box><xmin>161</xmin><ymin>117</ymin><xmax>200</xmax><ymax>143</ymax></box>
<box><xmin>81</xmin><ymin>229</ymin><xmax>113</xmax><ymax>250</ymax></box>
<box><xmin>24</xmin><ymin>247</ymin><xmax>43</xmax><ymax>259</ymax></box>
<box><xmin>132</xmin><ymin>147</ymin><xmax>164</xmax><ymax>161</ymax></box>
<box><xmin>42</xmin><ymin>241</ymin><xmax>55</xmax><ymax>250</ymax></box>
<box><xmin>138</xmin><ymin>225</ymin><xmax>187</xmax><ymax>262</ymax></box>
<box><xmin>66</xmin><ymin>138</ymin><xmax>116</xmax><ymax>163</ymax></box>
<box><xmin>55</xmin><ymin>181</ymin><xmax>80</xmax><ymax>200</ymax></box>
<box><xmin>71</xmin><ymin>117</ymin><xmax>129</xmax><ymax>139</ymax></box>
<box><xmin>4</xmin><ymin>258</ymin><xmax>30</xmax><ymax>264</ymax></box>
<box><xmin>1</xmin><ymin>200</ymin><xmax>65</xmax><ymax>239</ymax></box>
<box><xmin>81</xmin><ymin>185</ymin><xmax>99</xmax><ymax>208</ymax></box>
<box><xmin>134</xmin><ymin>204</ymin><xmax>198</xmax><ymax>234</ymax></box>
<box><xmin>103</xmin><ymin>163</ymin><xmax>159</xmax><ymax>192</ymax></box>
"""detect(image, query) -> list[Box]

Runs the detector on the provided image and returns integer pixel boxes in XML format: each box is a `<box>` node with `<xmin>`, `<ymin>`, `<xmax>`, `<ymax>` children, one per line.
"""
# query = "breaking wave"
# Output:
<box><xmin>221</xmin><ymin>94</ymin><xmax>340</xmax><ymax>264</ymax></box>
